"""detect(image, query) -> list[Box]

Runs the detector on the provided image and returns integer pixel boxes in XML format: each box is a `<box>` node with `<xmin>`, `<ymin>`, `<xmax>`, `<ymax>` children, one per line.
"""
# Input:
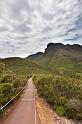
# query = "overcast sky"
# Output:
<box><xmin>0</xmin><ymin>0</ymin><xmax>82</xmax><ymax>58</ymax></box>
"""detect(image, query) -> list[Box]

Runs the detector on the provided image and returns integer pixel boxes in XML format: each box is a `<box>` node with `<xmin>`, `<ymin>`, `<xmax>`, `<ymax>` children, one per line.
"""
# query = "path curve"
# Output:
<box><xmin>1</xmin><ymin>78</ymin><xmax>40</xmax><ymax>124</ymax></box>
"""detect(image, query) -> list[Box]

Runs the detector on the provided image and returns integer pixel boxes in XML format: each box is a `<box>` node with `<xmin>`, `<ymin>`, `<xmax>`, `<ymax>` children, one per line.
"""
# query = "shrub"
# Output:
<box><xmin>33</xmin><ymin>74</ymin><xmax>82</xmax><ymax>120</ymax></box>
<box><xmin>1</xmin><ymin>84</ymin><xmax>13</xmax><ymax>105</ymax></box>
<box><xmin>65</xmin><ymin>99</ymin><xmax>82</xmax><ymax>120</ymax></box>
<box><xmin>0</xmin><ymin>62</ymin><xmax>28</xmax><ymax>117</ymax></box>
<box><xmin>1</xmin><ymin>74</ymin><xmax>13</xmax><ymax>83</ymax></box>
<box><xmin>56</xmin><ymin>106</ymin><xmax>65</xmax><ymax>116</ymax></box>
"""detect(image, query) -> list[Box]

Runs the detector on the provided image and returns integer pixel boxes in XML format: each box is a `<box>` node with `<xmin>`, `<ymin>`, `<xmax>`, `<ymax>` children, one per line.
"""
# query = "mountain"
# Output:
<box><xmin>28</xmin><ymin>43</ymin><xmax>82</xmax><ymax>58</ymax></box>
<box><xmin>27</xmin><ymin>43</ymin><xmax>82</xmax><ymax>74</ymax></box>
<box><xmin>28</xmin><ymin>52</ymin><xmax>43</xmax><ymax>59</ymax></box>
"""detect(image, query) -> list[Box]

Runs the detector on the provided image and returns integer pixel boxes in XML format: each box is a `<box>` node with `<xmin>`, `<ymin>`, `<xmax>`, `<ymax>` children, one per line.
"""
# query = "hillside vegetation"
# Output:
<box><xmin>33</xmin><ymin>74</ymin><xmax>82</xmax><ymax>120</ymax></box>
<box><xmin>29</xmin><ymin>43</ymin><xmax>82</xmax><ymax>121</ymax></box>
<box><xmin>0</xmin><ymin>62</ymin><xmax>27</xmax><ymax>116</ymax></box>
<box><xmin>1</xmin><ymin>57</ymin><xmax>50</xmax><ymax>76</ymax></box>
<box><xmin>28</xmin><ymin>43</ymin><xmax>82</xmax><ymax>75</ymax></box>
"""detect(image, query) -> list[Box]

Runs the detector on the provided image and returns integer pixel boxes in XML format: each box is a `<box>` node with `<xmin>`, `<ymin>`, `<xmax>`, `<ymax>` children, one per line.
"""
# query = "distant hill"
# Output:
<box><xmin>28</xmin><ymin>52</ymin><xmax>43</xmax><ymax>59</ymax></box>
<box><xmin>28</xmin><ymin>43</ymin><xmax>82</xmax><ymax>59</ymax></box>
<box><xmin>27</xmin><ymin>43</ymin><xmax>82</xmax><ymax>74</ymax></box>
<box><xmin>0</xmin><ymin>56</ymin><xmax>49</xmax><ymax>76</ymax></box>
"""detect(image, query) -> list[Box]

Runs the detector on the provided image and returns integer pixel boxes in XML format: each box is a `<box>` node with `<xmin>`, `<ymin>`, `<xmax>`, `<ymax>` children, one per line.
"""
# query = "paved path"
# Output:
<box><xmin>1</xmin><ymin>78</ymin><xmax>40</xmax><ymax>124</ymax></box>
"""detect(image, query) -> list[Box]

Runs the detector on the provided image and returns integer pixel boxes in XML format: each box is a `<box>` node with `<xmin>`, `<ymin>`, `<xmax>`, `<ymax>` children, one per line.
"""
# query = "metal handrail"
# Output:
<box><xmin>0</xmin><ymin>86</ymin><xmax>26</xmax><ymax>111</ymax></box>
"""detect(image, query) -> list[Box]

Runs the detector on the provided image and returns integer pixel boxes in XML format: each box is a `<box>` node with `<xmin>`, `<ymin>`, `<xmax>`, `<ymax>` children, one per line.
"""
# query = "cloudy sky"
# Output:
<box><xmin>0</xmin><ymin>0</ymin><xmax>82</xmax><ymax>58</ymax></box>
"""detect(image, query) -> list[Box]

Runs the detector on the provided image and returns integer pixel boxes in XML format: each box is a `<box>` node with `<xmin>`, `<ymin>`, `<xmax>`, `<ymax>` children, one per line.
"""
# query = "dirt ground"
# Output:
<box><xmin>36</xmin><ymin>97</ymin><xmax>82</xmax><ymax>124</ymax></box>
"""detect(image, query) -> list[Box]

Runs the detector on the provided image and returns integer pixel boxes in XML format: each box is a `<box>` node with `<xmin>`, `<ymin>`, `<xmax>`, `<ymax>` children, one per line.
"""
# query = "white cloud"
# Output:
<box><xmin>0</xmin><ymin>0</ymin><xmax>82</xmax><ymax>58</ymax></box>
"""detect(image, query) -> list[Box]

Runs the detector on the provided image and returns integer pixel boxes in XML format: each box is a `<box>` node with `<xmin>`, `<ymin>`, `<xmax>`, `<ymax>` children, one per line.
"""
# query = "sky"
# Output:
<box><xmin>0</xmin><ymin>0</ymin><xmax>82</xmax><ymax>58</ymax></box>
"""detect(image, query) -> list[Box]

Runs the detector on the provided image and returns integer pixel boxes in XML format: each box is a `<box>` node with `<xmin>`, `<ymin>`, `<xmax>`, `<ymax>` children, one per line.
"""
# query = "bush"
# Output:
<box><xmin>0</xmin><ymin>62</ymin><xmax>28</xmax><ymax>117</ymax></box>
<box><xmin>0</xmin><ymin>84</ymin><xmax>13</xmax><ymax>105</ymax></box>
<box><xmin>13</xmin><ymin>79</ymin><xmax>21</xmax><ymax>88</ymax></box>
<box><xmin>0</xmin><ymin>63</ymin><xmax>5</xmax><ymax>76</ymax></box>
<box><xmin>65</xmin><ymin>99</ymin><xmax>82</xmax><ymax>120</ymax></box>
<box><xmin>33</xmin><ymin>74</ymin><xmax>82</xmax><ymax>120</ymax></box>
<box><xmin>56</xmin><ymin>106</ymin><xmax>65</xmax><ymax>116</ymax></box>
<box><xmin>1</xmin><ymin>74</ymin><xmax>13</xmax><ymax>84</ymax></box>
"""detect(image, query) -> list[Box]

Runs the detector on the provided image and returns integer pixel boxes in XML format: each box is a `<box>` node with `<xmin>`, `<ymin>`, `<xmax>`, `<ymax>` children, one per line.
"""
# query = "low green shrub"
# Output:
<box><xmin>33</xmin><ymin>74</ymin><xmax>82</xmax><ymax>120</ymax></box>
<box><xmin>0</xmin><ymin>62</ymin><xmax>28</xmax><ymax>117</ymax></box>
<box><xmin>56</xmin><ymin>106</ymin><xmax>65</xmax><ymax>116</ymax></box>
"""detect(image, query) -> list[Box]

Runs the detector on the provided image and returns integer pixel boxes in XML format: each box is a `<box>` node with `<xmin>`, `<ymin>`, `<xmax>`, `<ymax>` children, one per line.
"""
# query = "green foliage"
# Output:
<box><xmin>0</xmin><ymin>84</ymin><xmax>13</xmax><ymax>105</ymax></box>
<box><xmin>0</xmin><ymin>63</ymin><xmax>5</xmax><ymax>76</ymax></box>
<box><xmin>1</xmin><ymin>58</ymin><xmax>49</xmax><ymax>77</ymax></box>
<box><xmin>56</xmin><ymin>106</ymin><xmax>65</xmax><ymax>116</ymax></box>
<box><xmin>65</xmin><ymin>99</ymin><xmax>82</xmax><ymax>120</ymax></box>
<box><xmin>0</xmin><ymin>62</ymin><xmax>27</xmax><ymax>116</ymax></box>
<box><xmin>33</xmin><ymin>75</ymin><xmax>82</xmax><ymax>120</ymax></box>
<box><xmin>13</xmin><ymin>79</ymin><xmax>21</xmax><ymax>88</ymax></box>
<box><xmin>1</xmin><ymin>74</ymin><xmax>13</xmax><ymax>83</ymax></box>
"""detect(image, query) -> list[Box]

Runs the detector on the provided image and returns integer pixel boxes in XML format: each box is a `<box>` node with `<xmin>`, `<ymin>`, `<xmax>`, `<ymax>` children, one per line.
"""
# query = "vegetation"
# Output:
<box><xmin>33</xmin><ymin>74</ymin><xmax>82</xmax><ymax>120</ymax></box>
<box><xmin>0</xmin><ymin>62</ymin><xmax>27</xmax><ymax>116</ymax></box>
<box><xmin>1</xmin><ymin>58</ymin><xmax>49</xmax><ymax>76</ymax></box>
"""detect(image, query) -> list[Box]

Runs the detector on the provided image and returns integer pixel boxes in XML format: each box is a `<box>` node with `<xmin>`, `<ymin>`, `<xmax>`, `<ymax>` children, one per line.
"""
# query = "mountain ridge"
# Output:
<box><xmin>0</xmin><ymin>43</ymin><xmax>82</xmax><ymax>60</ymax></box>
<box><xmin>28</xmin><ymin>43</ymin><xmax>82</xmax><ymax>59</ymax></box>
